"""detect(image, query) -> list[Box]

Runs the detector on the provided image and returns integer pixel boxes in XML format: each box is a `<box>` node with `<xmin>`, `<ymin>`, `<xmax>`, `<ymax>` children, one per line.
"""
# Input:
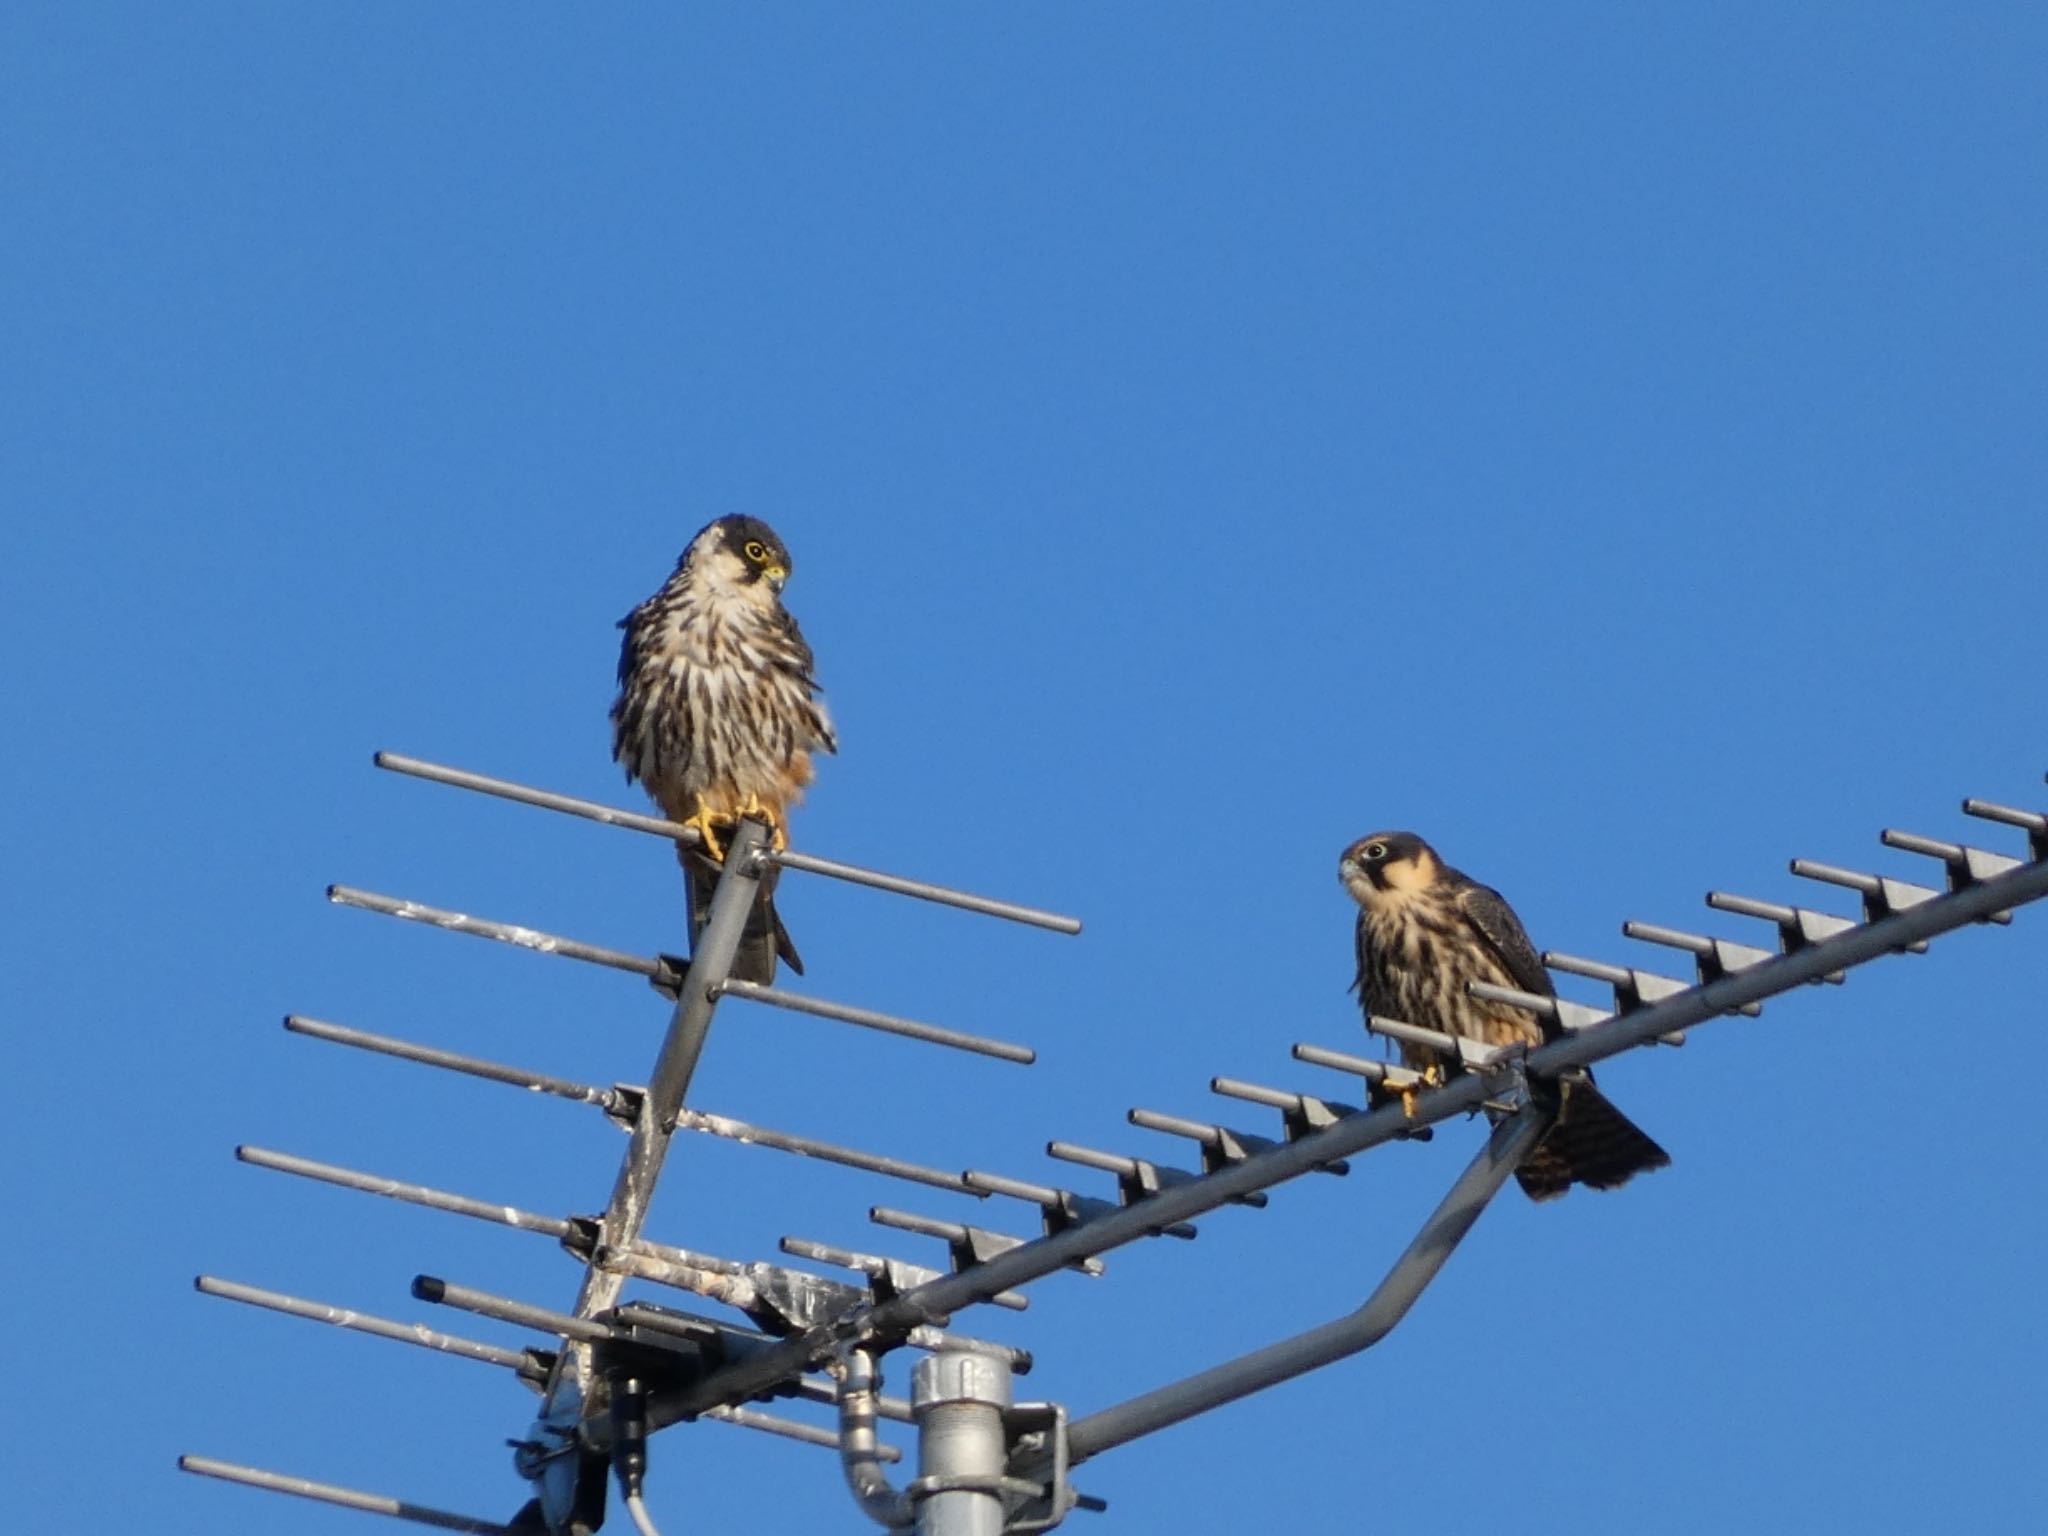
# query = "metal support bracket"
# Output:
<box><xmin>1044</xmin><ymin>1100</ymin><xmax>1556</xmax><ymax>1468</ymax></box>
<box><xmin>996</xmin><ymin>1401</ymin><xmax>1079</xmax><ymax>1534</ymax></box>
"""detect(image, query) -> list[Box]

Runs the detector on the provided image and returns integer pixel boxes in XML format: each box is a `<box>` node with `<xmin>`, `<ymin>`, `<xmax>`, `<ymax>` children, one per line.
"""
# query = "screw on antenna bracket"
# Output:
<box><xmin>1001</xmin><ymin>1400</ymin><xmax>1092</xmax><ymax>1533</ymax></box>
<box><xmin>1475</xmin><ymin>1058</ymin><xmax>1536</xmax><ymax>1118</ymax></box>
<box><xmin>648</xmin><ymin>952</ymin><xmax>689</xmax><ymax>1001</ymax></box>
<box><xmin>741</xmin><ymin>1263</ymin><xmax>868</xmax><ymax>1336</ymax></box>
<box><xmin>601</xmin><ymin>1084</ymin><xmax>646</xmax><ymax>1127</ymax></box>
<box><xmin>518</xmin><ymin>1349</ymin><xmax>558</xmax><ymax>1396</ymax></box>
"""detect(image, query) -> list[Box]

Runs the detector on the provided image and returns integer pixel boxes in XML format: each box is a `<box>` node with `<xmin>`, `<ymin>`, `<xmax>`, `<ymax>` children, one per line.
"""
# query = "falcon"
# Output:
<box><xmin>612</xmin><ymin>516</ymin><xmax>837</xmax><ymax>983</ymax></box>
<box><xmin>1340</xmin><ymin>831</ymin><xmax>1670</xmax><ymax>1200</ymax></box>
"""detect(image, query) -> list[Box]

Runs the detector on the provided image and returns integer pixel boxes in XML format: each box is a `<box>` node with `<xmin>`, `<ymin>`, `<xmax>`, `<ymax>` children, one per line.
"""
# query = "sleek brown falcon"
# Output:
<box><xmin>1340</xmin><ymin>831</ymin><xmax>1670</xmax><ymax>1201</ymax></box>
<box><xmin>612</xmin><ymin>516</ymin><xmax>837</xmax><ymax>983</ymax></box>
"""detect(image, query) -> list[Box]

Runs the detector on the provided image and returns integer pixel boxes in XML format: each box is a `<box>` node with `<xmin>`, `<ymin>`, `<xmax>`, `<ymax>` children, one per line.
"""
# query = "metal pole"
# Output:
<box><xmin>284</xmin><ymin>1013</ymin><xmax>618</xmax><ymax>1105</ymax></box>
<box><xmin>530</xmin><ymin>817</ymin><xmax>770</xmax><ymax>1528</ymax></box>
<box><xmin>767</xmin><ymin>845</ymin><xmax>1083</xmax><ymax>934</ymax></box>
<box><xmin>571</xmin><ymin>817</ymin><xmax>764</xmax><ymax>1343</ymax></box>
<box><xmin>176</xmin><ymin>1457</ymin><xmax>518</xmax><ymax>1535</ymax></box>
<box><xmin>327</xmin><ymin>886</ymin><xmax>659</xmax><ymax>976</ymax></box>
<box><xmin>194</xmin><ymin>1276</ymin><xmax>542</xmax><ymax>1379</ymax></box>
<box><xmin>913</xmin><ymin>1349</ymin><xmax>1015</xmax><ymax>1536</ymax></box>
<box><xmin>1059</xmin><ymin>1101</ymin><xmax>1552</xmax><ymax>1462</ymax></box>
<box><xmin>715</xmin><ymin>978</ymin><xmax>1038</xmax><ymax>1063</ymax></box>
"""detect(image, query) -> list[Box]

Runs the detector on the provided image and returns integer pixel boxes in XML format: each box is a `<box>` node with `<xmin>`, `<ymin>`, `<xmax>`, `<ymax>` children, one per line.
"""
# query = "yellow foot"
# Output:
<box><xmin>737</xmin><ymin>793</ymin><xmax>788</xmax><ymax>850</ymax></box>
<box><xmin>683</xmin><ymin>806</ymin><xmax>727</xmax><ymax>862</ymax></box>
<box><xmin>1396</xmin><ymin>1063</ymin><xmax>1445</xmax><ymax>1119</ymax></box>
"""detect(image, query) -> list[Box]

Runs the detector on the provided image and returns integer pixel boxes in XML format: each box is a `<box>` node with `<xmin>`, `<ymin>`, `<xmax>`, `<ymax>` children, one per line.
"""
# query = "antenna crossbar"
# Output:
<box><xmin>177</xmin><ymin>1457</ymin><xmax>520</xmax><ymax>1535</ymax></box>
<box><xmin>372</xmin><ymin>751</ymin><xmax>1082</xmax><ymax>933</ymax></box>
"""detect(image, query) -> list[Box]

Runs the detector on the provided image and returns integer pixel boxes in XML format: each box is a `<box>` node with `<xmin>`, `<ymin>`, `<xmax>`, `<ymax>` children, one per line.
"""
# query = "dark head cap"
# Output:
<box><xmin>688</xmin><ymin>515</ymin><xmax>794</xmax><ymax>592</ymax></box>
<box><xmin>1338</xmin><ymin>831</ymin><xmax>1439</xmax><ymax>894</ymax></box>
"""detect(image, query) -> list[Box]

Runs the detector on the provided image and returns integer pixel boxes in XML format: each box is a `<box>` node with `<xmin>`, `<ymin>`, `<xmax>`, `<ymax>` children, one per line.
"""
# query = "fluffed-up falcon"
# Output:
<box><xmin>611</xmin><ymin>516</ymin><xmax>837</xmax><ymax>984</ymax></box>
<box><xmin>1340</xmin><ymin>831</ymin><xmax>1670</xmax><ymax>1200</ymax></box>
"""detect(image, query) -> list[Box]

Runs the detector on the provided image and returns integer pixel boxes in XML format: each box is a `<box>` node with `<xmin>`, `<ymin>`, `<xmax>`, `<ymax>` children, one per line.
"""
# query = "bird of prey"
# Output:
<box><xmin>1339</xmin><ymin>831</ymin><xmax>1670</xmax><ymax>1201</ymax></box>
<box><xmin>612</xmin><ymin>516</ymin><xmax>837</xmax><ymax>984</ymax></box>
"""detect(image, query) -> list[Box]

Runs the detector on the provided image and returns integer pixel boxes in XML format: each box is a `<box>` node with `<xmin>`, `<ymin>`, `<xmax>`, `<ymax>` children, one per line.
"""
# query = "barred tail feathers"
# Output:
<box><xmin>1515</xmin><ymin>1080</ymin><xmax>1670</xmax><ymax>1201</ymax></box>
<box><xmin>683</xmin><ymin>846</ymin><xmax>802</xmax><ymax>987</ymax></box>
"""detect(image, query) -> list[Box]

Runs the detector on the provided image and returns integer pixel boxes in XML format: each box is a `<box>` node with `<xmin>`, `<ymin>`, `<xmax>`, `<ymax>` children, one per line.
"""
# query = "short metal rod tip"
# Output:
<box><xmin>1292</xmin><ymin>1043</ymin><xmax>1400</xmax><ymax>1093</ymax></box>
<box><xmin>178</xmin><ymin>1454</ymin><xmax>520</xmax><ymax>1535</ymax></box>
<box><xmin>963</xmin><ymin>1169</ymin><xmax>1060</xmax><ymax>1204</ymax></box>
<box><xmin>1790</xmin><ymin>858</ymin><xmax>1878</xmax><ymax>891</ymax></box>
<box><xmin>1465</xmin><ymin>981</ymin><xmax>1560</xmax><ymax>1019</ymax></box>
<box><xmin>1209</xmin><ymin>1076</ymin><xmax>1300</xmax><ymax>1109</ymax></box>
<box><xmin>411</xmin><ymin>1276</ymin><xmax>447</xmax><ymax>1304</ymax></box>
<box><xmin>1622</xmin><ymin>920</ymin><xmax>1712</xmax><ymax>954</ymax></box>
<box><xmin>1881</xmin><ymin>828</ymin><xmax>1961</xmax><ymax>859</ymax></box>
<box><xmin>1126</xmin><ymin>1108</ymin><xmax>1218</xmax><ymax>1143</ymax></box>
<box><xmin>765</xmin><ymin>845</ymin><xmax>1084</xmax><ymax>934</ymax></box>
<box><xmin>1964</xmin><ymin>797</ymin><xmax>2048</xmax><ymax>830</ymax></box>
<box><xmin>1706</xmin><ymin>891</ymin><xmax>1798</xmax><ymax>924</ymax></box>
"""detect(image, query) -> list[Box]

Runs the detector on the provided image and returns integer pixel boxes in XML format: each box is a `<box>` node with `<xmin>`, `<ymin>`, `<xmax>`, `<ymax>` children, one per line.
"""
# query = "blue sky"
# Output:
<box><xmin>5</xmin><ymin>6</ymin><xmax>2045</xmax><ymax>1533</ymax></box>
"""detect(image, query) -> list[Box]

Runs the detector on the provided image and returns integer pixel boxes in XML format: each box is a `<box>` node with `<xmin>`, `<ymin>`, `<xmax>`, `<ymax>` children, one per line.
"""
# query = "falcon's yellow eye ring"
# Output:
<box><xmin>1364</xmin><ymin>842</ymin><xmax>1388</xmax><ymax>861</ymax></box>
<box><xmin>743</xmin><ymin>540</ymin><xmax>769</xmax><ymax>562</ymax></box>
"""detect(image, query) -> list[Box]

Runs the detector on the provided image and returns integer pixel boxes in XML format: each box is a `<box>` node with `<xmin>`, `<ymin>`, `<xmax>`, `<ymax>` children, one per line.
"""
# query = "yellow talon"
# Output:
<box><xmin>737</xmin><ymin>794</ymin><xmax>787</xmax><ymax>850</ymax></box>
<box><xmin>1397</xmin><ymin>1063</ymin><xmax>1445</xmax><ymax>1120</ymax></box>
<box><xmin>684</xmin><ymin>806</ymin><xmax>726</xmax><ymax>862</ymax></box>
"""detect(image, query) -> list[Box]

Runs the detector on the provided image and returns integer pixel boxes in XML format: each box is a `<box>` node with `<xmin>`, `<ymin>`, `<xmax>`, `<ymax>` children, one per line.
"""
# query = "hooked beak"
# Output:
<box><xmin>765</xmin><ymin>565</ymin><xmax>788</xmax><ymax>594</ymax></box>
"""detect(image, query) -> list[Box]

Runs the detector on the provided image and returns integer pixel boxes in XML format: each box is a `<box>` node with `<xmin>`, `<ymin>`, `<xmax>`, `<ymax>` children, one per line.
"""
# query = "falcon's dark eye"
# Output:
<box><xmin>742</xmin><ymin>539</ymin><xmax>769</xmax><ymax>562</ymax></box>
<box><xmin>1364</xmin><ymin>842</ymin><xmax>1388</xmax><ymax>861</ymax></box>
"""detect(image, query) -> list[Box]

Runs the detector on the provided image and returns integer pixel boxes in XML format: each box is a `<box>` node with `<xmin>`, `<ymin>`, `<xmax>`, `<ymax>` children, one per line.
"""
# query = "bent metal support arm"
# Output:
<box><xmin>1059</xmin><ymin>1099</ymin><xmax>1554</xmax><ymax>1464</ymax></box>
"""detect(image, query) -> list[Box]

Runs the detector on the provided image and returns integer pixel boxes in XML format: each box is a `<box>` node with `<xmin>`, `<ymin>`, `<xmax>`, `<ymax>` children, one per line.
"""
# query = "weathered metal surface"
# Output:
<box><xmin>375</xmin><ymin>749</ymin><xmax>1082</xmax><ymax>933</ymax></box>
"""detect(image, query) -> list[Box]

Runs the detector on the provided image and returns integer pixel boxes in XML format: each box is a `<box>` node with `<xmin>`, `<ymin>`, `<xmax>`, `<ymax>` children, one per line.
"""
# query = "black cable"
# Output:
<box><xmin>611</xmin><ymin>1375</ymin><xmax>649</xmax><ymax>1503</ymax></box>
